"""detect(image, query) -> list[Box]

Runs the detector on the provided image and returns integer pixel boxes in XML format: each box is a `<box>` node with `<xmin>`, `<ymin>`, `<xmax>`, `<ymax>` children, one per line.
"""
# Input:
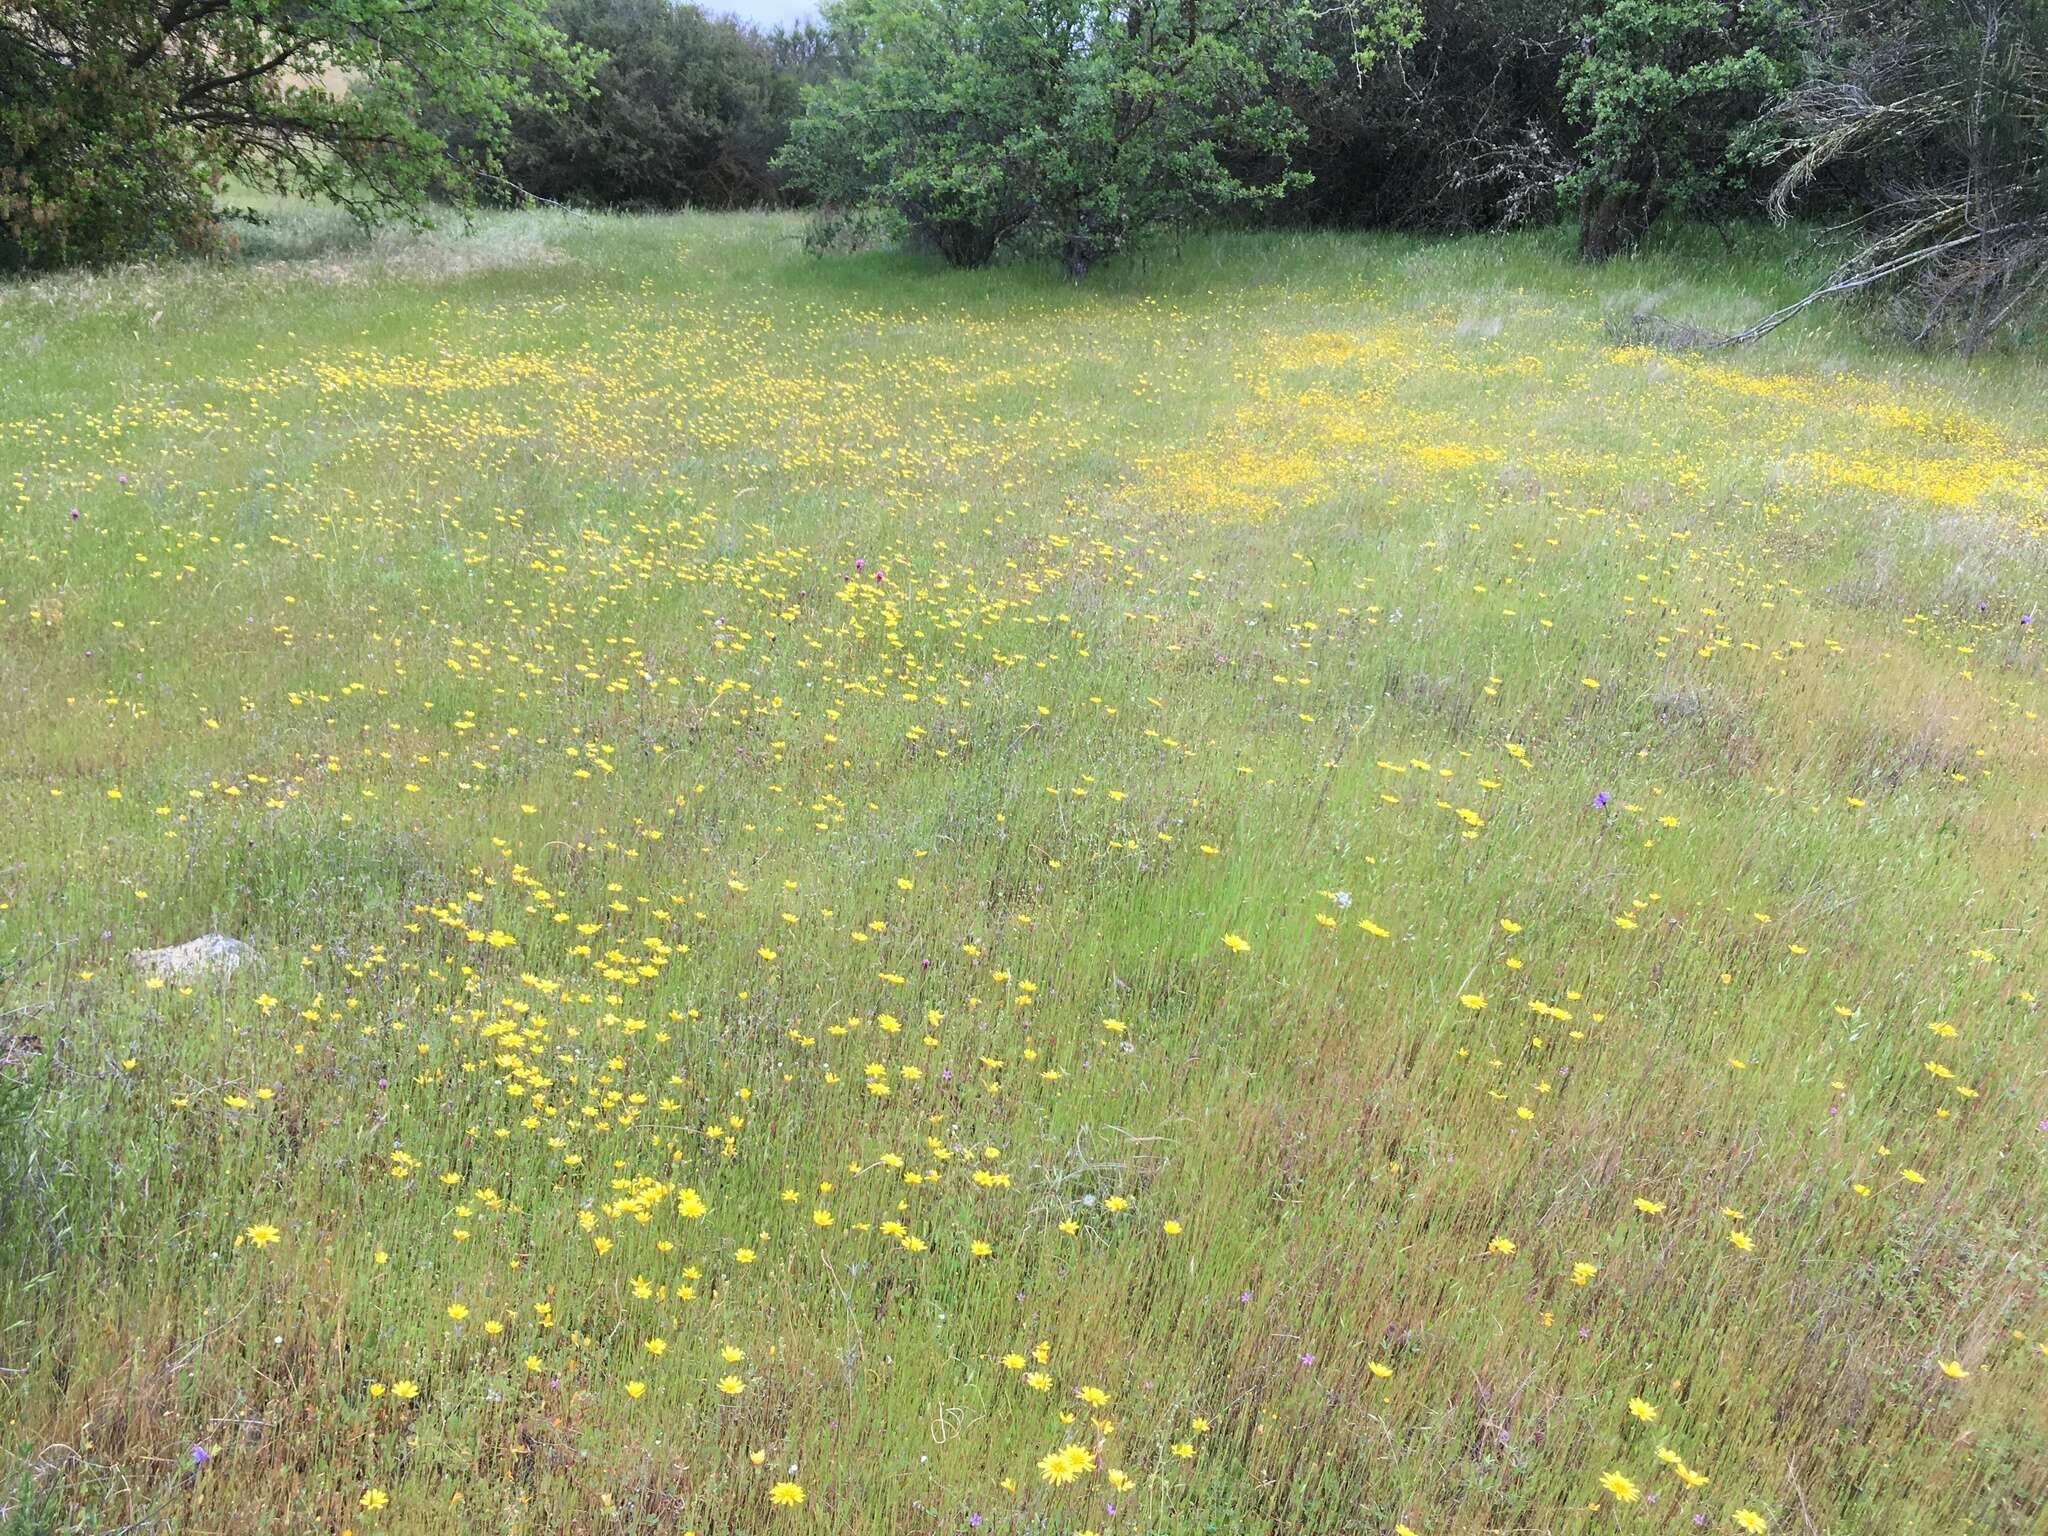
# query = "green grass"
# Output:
<box><xmin>1</xmin><ymin>209</ymin><xmax>2044</xmax><ymax>1536</ymax></box>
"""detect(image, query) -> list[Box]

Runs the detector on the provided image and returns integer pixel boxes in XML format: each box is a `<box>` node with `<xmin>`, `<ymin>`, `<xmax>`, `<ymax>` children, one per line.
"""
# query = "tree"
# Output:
<box><xmin>775</xmin><ymin>0</ymin><xmax>1370</xmax><ymax>276</ymax></box>
<box><xmin>493</xmin><ymin>0</ymin><xmax>803</xmax><ymax>210</ymax></box>
<box><xmin>0</xmin><ymin>0</ymin><xmax>594</xmax><ymax>270</ymax></box>
<box><xmin>1757</xmin><ymin>0</ymin><xmax>2048</xmax><ymax>349</ymax></box>
<box><xmin>1560</xmin><ymin>0</ymin><xmax>1802</xmax><ymax>258</ymax></box>
<box><xmin>762</xmin><ymin>15</ymin><xmax>859</xmax><ymax>85</ymax></box>
<box><xmin>1281</xmin><ymin>0</ymin><xmax>1574</xmax><ymax>231</ymax></box>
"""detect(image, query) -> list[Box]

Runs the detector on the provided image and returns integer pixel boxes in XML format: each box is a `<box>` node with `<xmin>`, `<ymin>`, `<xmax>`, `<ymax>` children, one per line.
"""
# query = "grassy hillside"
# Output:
<box><xmin>1</xmin><ymin>211</ymin><xmax>2044</xmax><ymax>1535</ymax></box>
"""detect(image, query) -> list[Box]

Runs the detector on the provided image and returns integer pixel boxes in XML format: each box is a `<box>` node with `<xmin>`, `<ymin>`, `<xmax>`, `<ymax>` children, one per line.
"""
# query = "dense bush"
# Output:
<box><xmin>1</xmin><ymin>0</ymin><xmax>591</xmax><ymax>272</ymax></box>
<box><xmin>1560</xmin><ymin>0</ymin><xmax>1803</xmax><ymax>257</ymax></box>
<box><xmin>775</xmin><ymin>0</ymin><xmax>1370</xmax><ymax>276</ymax></box>
<box><xmin>0</xmin><ymin>22</ymin><xmax>214</xmax><ymax>269</ymax></box>
<box><xmin>1282</xmin><ymin>0</ymin><xmax>1576</xmax><ymax>232</ymax></box>
<box><xmin>7</xmin><ymin>0</ymin><xmax>2041</xmax><ymax>345</ymax></box>
<box><xmin>494</xmin><ymin>0</ymin><xmax>804</xmax><ymax>210</ymax></box>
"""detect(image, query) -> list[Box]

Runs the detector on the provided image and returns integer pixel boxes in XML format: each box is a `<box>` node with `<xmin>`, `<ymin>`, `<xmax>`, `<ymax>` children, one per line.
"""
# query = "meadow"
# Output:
<box><xmin>0</xmin><ymin>210</ymin><xmax>2044</xmax><ymax>1536</ymax></box>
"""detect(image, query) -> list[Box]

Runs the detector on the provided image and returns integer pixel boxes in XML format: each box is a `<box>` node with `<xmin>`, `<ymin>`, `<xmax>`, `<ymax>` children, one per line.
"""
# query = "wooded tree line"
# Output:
<box><xmin>3</xmin><ymin>0</ymin><xmax>2044</xmax><ymax>345</ymax></box>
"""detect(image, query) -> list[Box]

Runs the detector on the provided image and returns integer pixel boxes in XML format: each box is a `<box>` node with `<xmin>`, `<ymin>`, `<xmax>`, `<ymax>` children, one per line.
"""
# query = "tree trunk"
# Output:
<box><xmin>1577</xmin><ymin>185</ymin><xmax>1627</xmax><ymax>262</ymax></box>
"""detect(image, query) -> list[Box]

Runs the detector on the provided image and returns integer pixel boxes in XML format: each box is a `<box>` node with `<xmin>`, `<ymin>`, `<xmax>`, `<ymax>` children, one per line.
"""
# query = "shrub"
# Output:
<box><xmin>776</xmin><ymin>0</ymin><xmax>1359</xmax><ymax>276</ymax></box>
<box><xmin>1560</xmin><ymin>0</ymin><xmax>1802</xmax><ymax>258</ymax></box>
<box><xmin>494</xmin><ymin>0</ymin><xmax>806</xmax><ymax>210</ymax></box>
<box><xmin>0</xmin><ymin>0</ymin><xmax>593</xmax><ymax>272</ymax></box>
<box><xmin>1</xmin><ymin>9</ymin><xmax>213</xmax><ymax>268</ymax></box>
<box><xmin>1281</xmin><ymin>0</ymin><xmax>1575</xmax><ymax>232</ymax></box>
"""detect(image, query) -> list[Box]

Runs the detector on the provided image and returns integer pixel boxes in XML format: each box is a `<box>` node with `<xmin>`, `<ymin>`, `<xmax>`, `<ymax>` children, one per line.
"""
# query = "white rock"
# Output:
<box><xmin>127</xmin><ymin>933</ymin><xmax>256</xmax><ymax>982</ymax></box>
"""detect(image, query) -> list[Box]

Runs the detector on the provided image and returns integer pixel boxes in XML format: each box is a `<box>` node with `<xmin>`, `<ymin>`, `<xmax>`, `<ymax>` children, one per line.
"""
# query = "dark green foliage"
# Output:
<box><xmin>775</xmin><ymin>0</ymin><xmax>1348</xmax><ymax>276</ymax></box>
<box><xmin>1560</xmin><ymin>0</ymin><xmax>1803</xmax><ymax>257</ymax></box>
<box><xmin>0</xmin><ymin>1452</ymin><xmax>60</xmax><ymax>1536</ymax></box>
<box><xmin>494</xmin><ymin>0</ymin><xmax>805</xmax><ymax>210</ymax></box>
<box><xmin>761</xmin><ymin>17</ymin><xmax>860</xmax><ymax>86</ymax></box>
<box><xmin>0</xmin><ymin>0</ymin><xmax>593</xmax><ymax>271</ymax></box>
<box><xmin>1283</xmin><ymin>0</ymin><xmax>1576</xmax><ymax>232</ymax></box>
<box><xmin>7</xmin><ymin>0</ymin><xmax>2038</xmax><ymax>350</ymax></box>
<box><xmin>3</xmin><ymin>4</ymin><xmax>217</xmax><ymax>268</ymax></box>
